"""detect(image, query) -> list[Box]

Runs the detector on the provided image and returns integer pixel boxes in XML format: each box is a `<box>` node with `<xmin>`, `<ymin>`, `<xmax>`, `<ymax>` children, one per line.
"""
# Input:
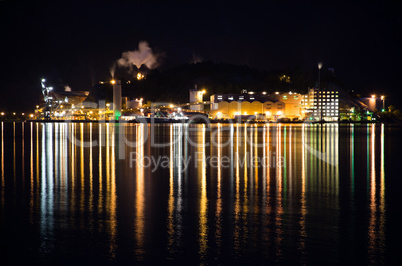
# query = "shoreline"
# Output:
<box><xmin>0</xmin><ymin>119</ymin><xmax>399</xmax><ymax>125</ymax></box>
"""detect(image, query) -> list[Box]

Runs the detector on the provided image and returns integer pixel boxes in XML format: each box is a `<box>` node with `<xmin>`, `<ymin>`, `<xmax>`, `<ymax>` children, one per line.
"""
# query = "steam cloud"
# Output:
<box><xmin>117</xmin><ymin>41</ymin><xmax>160</xmax><ymax>71</ymax></box>
<box><xmin>191</xmin><ymin>54</ymin><xmax>203</xmax><ymax>64</ymax></box>
<box><xmin>109</xmin><ymin>62</ymin><xmax>116</xmax><ymax>79</ymax></box>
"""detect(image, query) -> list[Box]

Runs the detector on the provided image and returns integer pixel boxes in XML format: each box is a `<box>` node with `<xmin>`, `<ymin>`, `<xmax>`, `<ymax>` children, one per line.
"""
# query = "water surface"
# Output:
<box><xmin>0</xmin><ymin>122</ymin><xmax>400</xmax><ymax>264</ymax></box>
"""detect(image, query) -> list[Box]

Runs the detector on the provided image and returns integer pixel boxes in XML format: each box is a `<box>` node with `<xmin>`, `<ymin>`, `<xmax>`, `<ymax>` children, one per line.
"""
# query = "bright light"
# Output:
<box><xmin>248</xmin><ymin>91</ymin><xmax>254</xmax><ymax>94</ymax></box>
<box><xmin>371</xmin><ymin>94</ymin><xmax>376</xmax><ymax>98</ymax></box>
<box><xmin>177</xmin><ymin>107</ymin><xmax>181</xmax><ymax>112</ymax></box>
<box><xmin>41</xmin><ymin>79</ymin><xmax>46</xmax><ymax>82</ymax></box>
<box><xmin>275</xmin><ymin>92</ymin><xmax>279</xmax><ymax>95</ymax></box>
<box><xmin>277</xmin><ymin>111</ymin><xmax>283</xmax><ymax>115</ymax></box>
<box><xmin>262</xmin><ymin>91</ymin><xmax>267</xmax><ymax>95</ymax></box>
<box><xmin>169</xmin><ymin>104</ymin><xmax>174</xmax><ymax>108</ymax></box>
<box><xmin>111</xmin><ymin>80</ymin><xmax>116</xmax><ymax>85</ymax></box>
<box><xmin>30</xmin><ymin>114</ymin><xmax>34</xmax><ymax>118</ymax></box>
<box><xmin>106</xmin><ymin>103</ymin><xmax>110</xmax><ymax>107</ymax></box>
<box><xmin>0</xmin><ymin>112</ymin><xmax>4</xmax><ymax>116</ymax></box>
<box><xmin>49</xmin><ymin>87</ymin><xmax>53</xmax><ymax>91</ymax></box>
<box><xmin>13</xmin><ymin>112</ymin><xmax>16</xmax><ymax>115</ymax></box>
<box><xmin>36</xmin><ymin>105</ymin><xmax>39</xmax><ymax>109</ymax></box>
<box><xmin>265</xmin><ymin>111</ymin><xmax>271</xmax><ymax>116</ymax></box>
<box><xmin>318</xmin><ymin>62</ymin><xmax>323</xmax><ymax>69</ymax></box>
<box><xmin>22</xmin><ymin>113</ymin><xmax>25</xmax><ymax>115</ymax></box>
<box><xmin>381</xmin><ymin>95</ymin><xmax>385</xmax><ymax>100</ymax></box>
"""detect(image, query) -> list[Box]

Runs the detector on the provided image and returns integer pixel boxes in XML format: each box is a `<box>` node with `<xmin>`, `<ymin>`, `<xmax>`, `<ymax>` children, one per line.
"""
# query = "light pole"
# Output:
<box><xmin>41</xmin><ymin>79</ymin><xmax>53</xmax><ymax>120</ymax></box>
<box><xmin>381</xmin><ymin>95</ymin><xmax>385</xmax><ymax>111</ymax></box>
<box><xmin>318</xmin><ymin>62</ymin><xmax>323</xmax><ymax>121</ymax></box>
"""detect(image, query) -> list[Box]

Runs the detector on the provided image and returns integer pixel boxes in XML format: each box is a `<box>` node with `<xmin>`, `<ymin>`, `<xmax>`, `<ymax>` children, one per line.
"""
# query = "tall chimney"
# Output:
<box><xmin>113</xmin><ymin>80</ymin><xmax>122</xmax><ymax>120</ymax></box>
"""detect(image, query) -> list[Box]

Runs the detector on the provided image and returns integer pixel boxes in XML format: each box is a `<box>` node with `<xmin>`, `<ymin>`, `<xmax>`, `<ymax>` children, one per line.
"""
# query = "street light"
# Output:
<box><xmin>381</xmin><ymin>95</ymin><xmax>385</xmax><ymax>111</ymax></box>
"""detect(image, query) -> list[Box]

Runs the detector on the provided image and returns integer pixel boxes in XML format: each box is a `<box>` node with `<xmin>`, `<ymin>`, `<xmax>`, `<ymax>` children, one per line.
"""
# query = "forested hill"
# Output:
<box><xmin>89</xmin><ymin>62</ymin><xmax>342</xmax><ymax>104</ymax></box>
<box><xmin>117</xmin><ymin>62</ymin><xmax>324</xmax><ymax>103</ymax></box>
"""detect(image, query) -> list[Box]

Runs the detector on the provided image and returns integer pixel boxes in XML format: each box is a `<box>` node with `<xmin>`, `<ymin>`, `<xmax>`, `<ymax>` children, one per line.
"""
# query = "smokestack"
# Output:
<box><xmin>113</xmin><ymin>80</ymin><xmax>122</xmax><ymax>120</ymax></box>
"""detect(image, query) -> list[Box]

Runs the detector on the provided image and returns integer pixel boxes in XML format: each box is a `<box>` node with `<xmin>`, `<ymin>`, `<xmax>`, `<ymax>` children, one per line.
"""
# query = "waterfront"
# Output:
<box><xmin>0</xmin><ymin>122</ymin><xmax>400</xmax><ymax>264</ymax></box>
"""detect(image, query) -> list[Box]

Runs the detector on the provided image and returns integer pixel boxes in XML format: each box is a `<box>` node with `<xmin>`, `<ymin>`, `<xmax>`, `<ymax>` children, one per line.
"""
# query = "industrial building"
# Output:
<box><xmin>33</xmin><ymin>78</ymin><xmax>365</xmax><ymax>122</ymax></box>
<box><xmin>209</xmin><ymin>90</ymin><xmax>305</xmax><ymax>121</ymax></box>
<box><xmin>302</xmin><ymin>88</ymin><xmax>339</xmax><ymax>121</ymax></box>
<box><xmin>206</xmin><ymin>86</ymin><xmax>344</xmax><ymax>121</ymax></box>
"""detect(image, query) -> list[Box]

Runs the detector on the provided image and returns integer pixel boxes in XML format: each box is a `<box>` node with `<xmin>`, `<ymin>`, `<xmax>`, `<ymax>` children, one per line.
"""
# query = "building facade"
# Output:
<box><xmin>302</xmin><ymin>88</ymin><xmax>339</xmax><ymax>121</ymax></box>
<box><xmin>209</xmin><ymin>91</ymin><xmax>303</xmax><ymax>120</ymax></box>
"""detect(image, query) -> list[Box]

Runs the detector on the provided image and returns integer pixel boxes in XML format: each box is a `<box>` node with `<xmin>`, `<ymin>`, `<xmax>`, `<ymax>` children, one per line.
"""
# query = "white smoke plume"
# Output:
<box><xmin>109</xmin><ymin>62</ymin><xmax>116</xmax><ymax>79</ymax></box>
<box><xmin>117</xmin><ymin>41</ymin><xmax>160</xmax><ymax>70</ymax></box>
<box><xmin>191</xmin><ymin>54</ymin><xmax>203</xmax><ymax>64</ymax></box>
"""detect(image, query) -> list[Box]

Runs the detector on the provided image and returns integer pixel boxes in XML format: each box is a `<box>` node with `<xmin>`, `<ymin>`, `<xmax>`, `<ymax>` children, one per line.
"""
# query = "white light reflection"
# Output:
<box><xmin>40</xmin><ymin>123</ymin><xmax>54</xmax><ymax>254</ymax></box>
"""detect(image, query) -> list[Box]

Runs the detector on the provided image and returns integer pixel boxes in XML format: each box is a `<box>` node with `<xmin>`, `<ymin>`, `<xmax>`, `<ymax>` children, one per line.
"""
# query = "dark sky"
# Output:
<box><xmin>1</xmin><ymin>1</ymin><xmax>401</xmax><ymax>111</ymax></box>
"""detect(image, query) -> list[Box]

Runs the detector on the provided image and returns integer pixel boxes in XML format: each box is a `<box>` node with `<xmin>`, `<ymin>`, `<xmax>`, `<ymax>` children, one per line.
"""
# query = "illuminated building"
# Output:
<box><xmin>209</xmin><ymin>91</ymin><xmax>303</xmax><ymax>120</ymax></box>
<box><xmin>189</xmin><ymin>86</ymin><xmax>206</xmax><ymax>111</ymax></box>
<box><xmin>303</xmin><ymin>88</ymin><xmax>339</xmax><ymax>121</ymax></box>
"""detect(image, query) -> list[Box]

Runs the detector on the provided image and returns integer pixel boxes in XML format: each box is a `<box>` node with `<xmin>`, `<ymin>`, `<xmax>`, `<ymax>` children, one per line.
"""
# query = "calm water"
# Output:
<box><xmin>0</xmin><ymin>122</ymin><xmax>400</xmax><ymax>265</ymax></box>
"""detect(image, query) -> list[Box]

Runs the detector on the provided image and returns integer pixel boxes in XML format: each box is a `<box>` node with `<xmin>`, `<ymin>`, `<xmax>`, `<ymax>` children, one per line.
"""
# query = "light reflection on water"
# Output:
<box><xmin>0</xmin><ymin>122</ymin><xmax>394</xmax><ymax>264</ymax></box>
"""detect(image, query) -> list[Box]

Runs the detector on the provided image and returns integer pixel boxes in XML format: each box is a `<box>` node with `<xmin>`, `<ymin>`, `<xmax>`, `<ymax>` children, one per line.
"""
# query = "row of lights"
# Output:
<box><xmin>0</xmin><ymin>112</ymin><xmax>34</xmax><ymax>117</ymax></box>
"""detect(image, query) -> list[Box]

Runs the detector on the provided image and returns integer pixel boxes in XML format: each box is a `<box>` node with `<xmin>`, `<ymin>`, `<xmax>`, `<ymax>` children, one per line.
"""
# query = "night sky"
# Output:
<box><xmin>1</xmin><ymin>2</ymin><xmax>401</xmax><ymax>112</ymax></box>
